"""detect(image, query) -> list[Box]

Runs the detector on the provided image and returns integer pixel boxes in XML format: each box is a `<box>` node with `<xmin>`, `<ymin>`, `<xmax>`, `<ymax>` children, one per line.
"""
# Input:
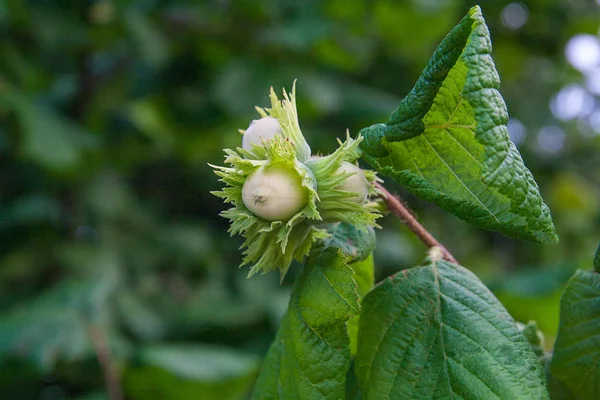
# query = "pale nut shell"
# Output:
<box><xmin>242</xmin><ymin>164</ymin><xmax>308</xmax><ymax>221</ymax></box>
<box><xmin>337</xmin><ymin>161</ymin><xmax>369</xmax><ymax>203</ymax></box>
<box><xmin>242</xmin><ymin>117</ymin><xmax>283</xmax><ymax>150</ymax></box>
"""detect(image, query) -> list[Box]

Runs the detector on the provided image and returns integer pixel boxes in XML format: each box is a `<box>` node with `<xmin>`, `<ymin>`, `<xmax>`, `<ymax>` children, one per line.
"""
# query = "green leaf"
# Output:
<box><xmin>359</xmin><ymin>6</ymin><xmax>557</xmax><ymax>244</ymax></box>
<box><xmin>346</xmin><ymin>362</ymin><xmax>362</xmax><ymax>400</ymax></box>
<box><xmin>546</xmin><ymin>373</ymin><xmax>575</xmax><ymax>400</ymax></box>
<box><xmin>322</xmin><ymin>222</ymin><xmax>377</xmax><ymax>263</ymax></box>
<box><xmin>550</xmin><ymin>269</ymin><xmax>600</xmax><ymax>399</ymax></box>
<box><xmin>124</xmin><ymin>344</ymin><xmax>260</xmax><ymax>400</ymax></box>
<box><xmin>125</xmin><ymin>10</ymin><xmax>169</xmax><ymax>68</ymax></box>
<box><xmin>117</xmin><ymin>292</ymin><xmax>167</xmax><ymax>340</ymax></box>
<box><xmin>544</xmin><ymin>353</ymin><xmax>575</xmax><ymax>400</ymax></box>
<box><xmin>0</xmin><ymin>273</ymin><xmax>117</xmax><ymax>370</ymax></box>
<box><xmin>252</xmin><ymin>247</ymin><xmax>359</xmax><ymax>399</ymax></box>
<box><xmin>348</xmin><ymin>254</ymin><xmax>375</xmax><ymax>356</ymax></box>
<box><xmin>350</xmin><ymin>254</ymin><xmax>375</xmax><ymax>299</ymax></box>
<box><xmin>316</xmin><ymin>222</ymin><xmax>376</xmax><ymax>357</ymax></box>
<box><xmin>4</xmin><ymin>91</ymin><xmax>98</xmax><ymax>171</ymax></box>
<box><xmin>355</xmin><ymin>253</ymin><xmax>549</xmax><ymax>399</ymax></box>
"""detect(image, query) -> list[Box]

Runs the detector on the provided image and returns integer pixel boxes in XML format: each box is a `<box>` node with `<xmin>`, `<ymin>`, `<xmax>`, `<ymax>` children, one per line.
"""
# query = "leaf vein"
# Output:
<box><xmin>442</xmin><ymin>322</ymin><xmax>534</xmax><ymax>399</ymax></box>
<box><xmin>422</xmin><ymin>134</ymin><xmax>500</xmax><ymax>223</ymax></box>
<box><xmin>446</xmin><ymin>356</ymin><xmax>502</xmax><ymax>400</ymax></box>
<box><xmin>319</xmin><ymin>269</ymin><xmax>360</xmax><ymax>315</ymax></box>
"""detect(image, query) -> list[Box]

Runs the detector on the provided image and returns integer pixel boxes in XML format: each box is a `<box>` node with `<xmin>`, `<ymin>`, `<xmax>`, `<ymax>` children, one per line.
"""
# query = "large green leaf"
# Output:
<box><xmin>320</xmin><ymin>222</ymin><xmax>376</xmax><ymax>357</ymax></box>
<box><xmin>355</xmin><ymin>252</ymin><xmax>549</xmax><ymax>399</ymax></box>
<box><xmin>252</xmin><ymin>247</ymin><xmax>359</xmax><ymax>400</ymax></box>
<box><xmin>124</xmin><ymin>344</ymin><xmax>260</xmax><ymax>400</ymax></box>
<box><xmin>359</xmin><ymin>6</ymin><xmax>557</xmax><ymax>244</ymax></box>
<box><xmin>544</xmin><ymin>350</ymin><xmax>575</xmax><ymax>400</ymax></box>
<box><xmin>550</xmin><ymin>268</ymin><xmax>600</xmax><ymax>399</ymax></box>
<box><xmin>545</xmin><ymin>372</ymin><xmax>574</xmax><ymax>400</ymax></box>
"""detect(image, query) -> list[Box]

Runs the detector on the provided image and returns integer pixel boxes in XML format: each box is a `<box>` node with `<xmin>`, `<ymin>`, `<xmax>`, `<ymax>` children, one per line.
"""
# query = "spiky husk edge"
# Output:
<box><xmin>243</xmin><ymin>81</ymin><xmax>311</xmax><ymax>162</ymax></box>
<box><xmin>211</xmin><ymin>83</ymin><xmax>381</xmax><ymax>279</ymax></box>
<box><xmin>210</xmin><ymin>136</ymin><xmax>323</xmax><ymax>278</ymax></box>
<box><xmin>306</xmin><ymin>134</ymin><xmax>381</xmax><ymax>229</ymax></box>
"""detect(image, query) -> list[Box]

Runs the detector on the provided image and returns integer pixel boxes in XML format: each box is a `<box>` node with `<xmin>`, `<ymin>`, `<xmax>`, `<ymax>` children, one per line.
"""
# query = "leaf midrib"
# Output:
<box><xmin>421</xmin><ymin>134</ymin><xmax>500</xmax><ymax>223</ymax></box>
<box><xmin>432</xmin><ymin>261</ymin><xmax>455</xmax><ymax>399</ymax></box>
<box><xmin>421</xmin><ymin>91</ymin><xmax>499</xmax><ymax>219</ymax></box>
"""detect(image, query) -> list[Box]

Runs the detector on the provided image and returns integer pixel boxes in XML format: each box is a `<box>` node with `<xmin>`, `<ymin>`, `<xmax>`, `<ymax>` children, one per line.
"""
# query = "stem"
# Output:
<box><xmin>375</xmin><ymin>182</ymin><xmax>458</xmax><ymax>264</ymax></box>
<box><xmin>88</xmin><ymin>325</ymin><xmax>124</xmax><ymax>400</ymax></box>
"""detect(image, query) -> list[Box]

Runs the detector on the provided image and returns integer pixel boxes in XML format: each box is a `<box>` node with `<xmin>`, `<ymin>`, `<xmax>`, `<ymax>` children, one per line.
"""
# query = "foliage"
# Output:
<box><xmin>0</xmin><ymin>0</ymin><xmax>599</xmax><ymax>399</ymax></box>
<box><xmin>252</xmin><ymin>247</ymin><xmax>359</xmax><ymax>399</ymax></box>
<box><xmin>360</xmin><ymin>7</ymin><xmax>557</xmax><ymax>244</ymax></box>
<box><xmin>0</xmin><ymin>272</ymin><xmax>118</xmax><ymax>370</ymax></box>
<box><xmin>356</xmin><ymin>250</ymin><xmax>548</xmax><ymax>399</ymax></box>
<box><xmin>124</xmin><ymin>344</ymin><xmax>260</xmax><ymax>400</ymax></box>
<box><xmin>550</xmin><ymin>251</ymin><xmax>600</xmax><ymax>399</ymax></box>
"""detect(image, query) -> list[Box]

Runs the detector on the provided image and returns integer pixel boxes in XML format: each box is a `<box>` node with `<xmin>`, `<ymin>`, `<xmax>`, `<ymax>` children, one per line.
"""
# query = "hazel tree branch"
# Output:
<box><xmin>375</xmin><ymin>182</ymin><xmax>458</xmax><ymax>264</ymax></box>
<box><xmin>88</xmin><ymin>325</ymin><xmax>124</xmax><ymax>400</ymax></box>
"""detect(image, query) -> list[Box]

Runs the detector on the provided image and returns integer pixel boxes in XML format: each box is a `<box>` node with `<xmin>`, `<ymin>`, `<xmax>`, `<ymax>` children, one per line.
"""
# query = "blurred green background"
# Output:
<box><xmin>0</xmin><ymin>0</ymin><xmax>599</xmax><ymax>399</ymax></box>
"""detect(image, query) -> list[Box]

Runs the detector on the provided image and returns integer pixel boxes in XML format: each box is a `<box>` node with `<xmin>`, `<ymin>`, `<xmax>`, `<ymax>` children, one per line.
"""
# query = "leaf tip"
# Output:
<box><xmin>468</xmin><ymin>5</ymin><xmax>483</xmax><ymax>19</ymax></box>
<box><xmin>538</xmin><ymin>230</ymin><xmax>560</xmax><ymax>245</ymax></box>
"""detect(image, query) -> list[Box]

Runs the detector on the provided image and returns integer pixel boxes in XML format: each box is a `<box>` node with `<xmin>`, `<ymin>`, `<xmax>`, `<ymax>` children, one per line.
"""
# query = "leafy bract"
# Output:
<box><xmin>359</xmin><ymin>6</ymin><xmax>557</xmax><ymax>244</ymax></box>
<box><xmin>550</xmin><ymin>268</ymin><xmax>600</xmax><ymax>399</ymax></box>
<box><xmin>355</xmin><ymin>251</ymin><xmax>549</xmax><ymax>399</ymax></box>
<box><xmin>124</xmin><ymin>344</ymin><xmax>260</xmax><ymax>400</ymax></box>
<box><xmin>252</xmin><ymin>247</ymin><xmax>359</xmax><ymax>399</ymax></box>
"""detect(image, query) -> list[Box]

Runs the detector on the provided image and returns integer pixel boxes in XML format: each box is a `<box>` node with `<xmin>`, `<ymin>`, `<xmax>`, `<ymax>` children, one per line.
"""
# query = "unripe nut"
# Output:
<box><xmin>337</xmin><ymin>162</ymin><xmax>369</xmax><ymax>203</ymax></box>
<box><xmin>242</xmin><ymin>117</ymin><xmax>283</xmax><ymax>150</ymax></box>
<box><xmin>242</xmin><ymin>164</ymin><xmax>309</xmax><ymax>221</ymax></box>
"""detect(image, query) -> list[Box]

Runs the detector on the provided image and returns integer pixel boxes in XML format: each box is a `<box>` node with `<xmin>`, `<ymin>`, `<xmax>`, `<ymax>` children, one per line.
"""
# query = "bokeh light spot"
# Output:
<box><xmin>565</xmin><ymin>34</ymin><xmax>600</xmax><ymax>72</ymax></box>
<box><xmin>501</xmin><ymin>3</ymin><xmax>529</xmax><ymax>30</ymax></box>
<box><xmin>585</xmin><ymin>68</ymin><xmax>600</xmax><ymax>95</ymax></box>
<box><xmin>507</xmin><ymin>118</ymin><xmax>527</xmax><ymax>145</ymax></box>
<box><xmin>587</xmin><ymin>110</ymin><xmax>600</xmax><ymax>135</ymax></box>
<box><xmin>550</xmin><ymin>84</ymin><xmax>595</xmax><ymax>121</ymax></box>
<box><xmin>537</xmin><ymin>126</ymin><xmax>566</xmax><ymax>154</ymax></box>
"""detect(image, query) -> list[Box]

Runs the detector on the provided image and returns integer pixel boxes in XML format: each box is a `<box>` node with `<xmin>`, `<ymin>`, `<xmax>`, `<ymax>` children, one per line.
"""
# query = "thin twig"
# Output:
<box><xmin>375</xmin><ymin>182</ymin><xmax>458</xmax><ymax>264</ymax></box>
<box><xmin>88</xmin><ymin>325</ymin><xmax>124</xmax><ymax>400</ymax></box>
